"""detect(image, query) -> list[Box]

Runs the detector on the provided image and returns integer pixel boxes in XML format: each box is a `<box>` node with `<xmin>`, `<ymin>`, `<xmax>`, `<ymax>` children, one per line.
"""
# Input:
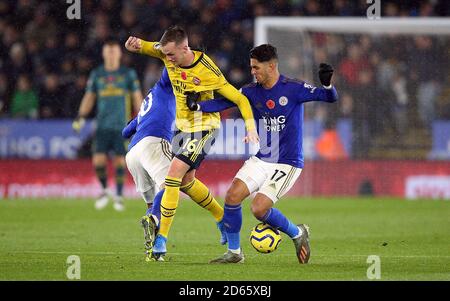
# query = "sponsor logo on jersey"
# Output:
<box><xmin>181</xmin><ymin>72</ymin><xmax>187</xmax><ymax>80</ymax></box>
<box><xmin>193</xmin><ymin>77</ymin><xmax>201</xmax><ymax>85</ymax></box>
<box><xmin>262</xmin><ymin>115</ymin><xmax>286</xmax><ymax>132</ymax></box>
<box><xmin>266</xmin><ymin>99</ymin><xmax>275</xmax><ymax>109</ymax></box>
<box><xmin>279</xmin><ymin>96</ymin><xmax>288</xmax><ymax>106</ymax></box>
<box><xmin>303</xmin><ymin>83</ymin><xmax>317</xmax><ymax>93</ymax></box>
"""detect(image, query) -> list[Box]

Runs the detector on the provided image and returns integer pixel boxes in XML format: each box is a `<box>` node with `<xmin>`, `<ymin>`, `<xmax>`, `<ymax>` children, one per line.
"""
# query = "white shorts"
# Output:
<box><xmin>125</xmin><ymin>136</ymin><xmax>172</xmax><ymax>193</ymax></box>
<box><xmin>235</xmin><ymin>156</ymin><xmax>302</xmax><ymax>203</ymax></box>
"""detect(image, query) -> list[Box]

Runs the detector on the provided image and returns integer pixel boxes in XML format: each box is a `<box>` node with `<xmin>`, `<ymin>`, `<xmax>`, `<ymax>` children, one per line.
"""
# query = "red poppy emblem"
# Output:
<box><xmin>266</xmin><ymin>99</ymin><xmax>275</xmax><ymax>109</ymax></box>
<box><xmin>181</xmin><ymin>72</ymin><xmax>187</xmax><ymax>80</ymax></box>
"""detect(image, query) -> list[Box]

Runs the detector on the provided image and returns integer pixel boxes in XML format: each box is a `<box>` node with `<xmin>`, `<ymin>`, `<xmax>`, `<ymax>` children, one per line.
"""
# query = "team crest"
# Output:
<box><xmin>193</xmin><ymin>77</ymin><xmax>201</xmax><ymax>85</ymax></box>
<box><xmin>266</xmin><ymin>99</ymin><xmax>275</xmax><ymax>109</ymax></box>
<box><xmin>279</xmin><ymin>96</ymin><xmax>288</xmax><ymax>106</ymax></box>
<box><xmin>181</xmin><ymin>72</ymin><xmax>187</xmax><ymax>80</ymax></box>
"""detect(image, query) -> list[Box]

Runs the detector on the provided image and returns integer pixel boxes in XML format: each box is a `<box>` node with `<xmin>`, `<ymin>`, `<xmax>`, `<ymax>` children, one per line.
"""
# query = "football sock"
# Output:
<box><xmin>115</xmin><ymin>166</ymin><xmax>125</xmax><ymax>196</ymax></box>
<box><xmin>149</xmin><ymin>189</ymin><xmax>164</xmax><ymax>224</ymax></box>
<box><xmin>223</xmin><ymin>203</ymin><xmax>242</xmax><ymax>251</ymax></box>
<box><xmin>181</xmin><ymin>179</ymin><xmax>224</xmax><ymax>222</ymax></box>
<box><xmin>145</xmin><ymin>205</ymin><xmax>152</xmax><ymax>216</ymax></box>
<box><xmin>261</xmin><ymin>208</ymin><xmax>300</xmax><ymax>239</ymax></box>
<box><xmin>94</xmin><ymin>165</ymin><xmax>107</xmax><ymax>190</ymax></box>
<box><xmin>159</xmin><ymin>177</ymin><xmax>181</xmax><ymax>238</ymax></box>
<box><xmin>291</xmin><ymin>225</ymin><xmax>303</xmax><ymax>239</ymax></box>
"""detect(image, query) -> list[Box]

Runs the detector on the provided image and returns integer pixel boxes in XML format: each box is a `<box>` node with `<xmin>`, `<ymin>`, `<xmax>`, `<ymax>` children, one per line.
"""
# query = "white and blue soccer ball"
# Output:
<box><xmin>250</xmin><ymin>223</ymin><xmax>282</xmax><ymax>253</ymax></box>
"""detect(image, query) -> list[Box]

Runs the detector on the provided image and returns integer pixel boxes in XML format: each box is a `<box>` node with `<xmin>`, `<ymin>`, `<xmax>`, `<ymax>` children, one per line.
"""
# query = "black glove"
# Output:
<box><xmin>185</xmin><ymin>91</ymin><xmax>200</xmax><ymax>111</ymax></box>
<box><xmin>318</xmin><ymin>63</ymin><xmax>334</xmax><ymax>87</ymax></box>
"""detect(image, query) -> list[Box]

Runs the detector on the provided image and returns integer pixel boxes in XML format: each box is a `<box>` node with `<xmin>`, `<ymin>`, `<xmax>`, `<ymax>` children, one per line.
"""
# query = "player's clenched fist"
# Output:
<box><xmin>243</xmin><ymin>128</ymin><xmax>260</xmax><ymax>144</ymax></box>
<box><xmin>318</xmin><ymin>63</ymin><xmax>334</xmax><ymax>87</ymax></box>
<box><xmin>125</xmin><ymin>36</ymin><xmax>142</xmax><ymax>53</ymax></box>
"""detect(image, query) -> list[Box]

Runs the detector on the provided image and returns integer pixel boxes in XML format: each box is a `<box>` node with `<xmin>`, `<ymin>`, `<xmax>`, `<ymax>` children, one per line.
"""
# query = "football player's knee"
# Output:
<box><xmin>181</xmin><ymin>172</ymin><xmax>195</xmax><ymax>186</ymax></box>
<box><xmin>225</xmin><ymin>189</ymin><xmax>243</xmax><ymax>205</ymax></box>
<box><xmin>250</xmin><ymin>202</ymin><xmax>268</xmax><ymax>220</ymax></box>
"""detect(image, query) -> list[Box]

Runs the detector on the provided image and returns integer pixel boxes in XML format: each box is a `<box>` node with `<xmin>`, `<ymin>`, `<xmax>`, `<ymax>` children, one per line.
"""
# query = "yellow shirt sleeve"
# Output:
<box><xmin>139</xmin><ymin>40</ymin><xmax>165</xmax><ymax>60</ymax></box>
<box><xmin>190</xmin><ymin>53</ymin><xmax>227</xmax><ymax>92</ymax></box>
<box><xmin>217</xmin><ymin>83</ymin><xmax>256</xmax><ymax>131</ymax></box>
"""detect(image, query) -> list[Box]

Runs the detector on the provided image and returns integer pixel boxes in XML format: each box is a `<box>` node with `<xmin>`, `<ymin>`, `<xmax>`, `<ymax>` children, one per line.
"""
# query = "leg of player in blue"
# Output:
<box><xmin>151</xmin><ymin>189</ymin><xmax>166</xmax><ymax>261</ymax></box>
<box><xmin>209</xmin><ymin>204</ymin><xmax>245</xmax><ymax>263</ymax></box>
<box><xmin>223</xmin><ymin>203</ymin><xmax>242</xmax><ymax>252</ymax></box>
<box><xmin>141</xmin><ymin>187</ymin><xmax>161</xmax><ymax>261</ymax></box>
<box><xmin>210</xmin><ymin>179</ymin><xmax>248</xmax><ymax>264</ymax></box>
<box><xmin>149</xmin><ymin>189</ymin><xmax>163</xmax><ymax>222</ymax></box>
<box><xmin>260</xmin><ymin>207</ymin><xmax>300</xmax><ymax>238</ymax></box>
<box><xmin>251</xmin><ymin>195</ymin><xmax>310</xmax><ymax>264</ymax></box>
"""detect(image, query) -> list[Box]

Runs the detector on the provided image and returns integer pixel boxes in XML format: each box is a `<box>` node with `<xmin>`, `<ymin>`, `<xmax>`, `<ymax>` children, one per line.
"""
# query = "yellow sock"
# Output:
<box><xmin>159</xmin><ymin>176</ymin><xmax>182</xmax><ymax>238</ymax></box>
<box><xmin>181</xmin><ymin>178</ymin><xmax>224</xmax><ymax>222</ymax></box>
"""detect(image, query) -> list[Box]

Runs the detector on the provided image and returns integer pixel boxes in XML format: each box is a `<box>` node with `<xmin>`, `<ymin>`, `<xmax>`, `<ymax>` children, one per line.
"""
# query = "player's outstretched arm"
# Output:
<box><xmin>185</xmin><ymin>91</ymin><xmax>236</xmax><ymax>113</ymax></box>
<box><xmin>300</xmin><ymin>63</ymin><xmax>338</xmax><ymax>103</ymax></box>
<box><xmin>199</xmin><ymin>98</ymin><xmax>236</xmax><ymax>113</ymax></box>
<box><xmin>125</xmin><ymin>36</ymin><xmax>142</xmax><ymax>53</ymax></box>
<box><xmin>125</xmin><ymin>36</ymin><xmax>164</xmax><ymax>59</ymax></box>
<box><xmin>318</xmin><ymin>63</ymin><xmax>334</xmax><ymax>88</ymax></box>
<box><xmin>72</xmin><ymin>92</ymin><xmax>96</xmax><ymax>133</ymax></box>
<box><xmin>217</xmin><ymin>84</ymin><xmax>259</xmax><ymax>143</ymax></box>
<box><xmin>300</xmin><ymin>84</ymin><xmax>338</xmax><ymax>103</ymax></box>
<box><xmin>122</xmin><ymin>118</ymin><xmax>138</xmax><ymax>139</ymax></box>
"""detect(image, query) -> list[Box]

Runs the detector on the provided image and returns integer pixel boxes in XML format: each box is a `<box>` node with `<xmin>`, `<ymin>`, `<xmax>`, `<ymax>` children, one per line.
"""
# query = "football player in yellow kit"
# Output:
<box><xmin>125</xmin><ymin>26</ymin><xmax>258</xmax><ymax>260</ymax></box>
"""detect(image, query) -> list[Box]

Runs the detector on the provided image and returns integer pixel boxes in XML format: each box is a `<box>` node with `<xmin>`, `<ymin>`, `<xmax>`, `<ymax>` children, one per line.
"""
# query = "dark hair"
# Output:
<box><xmin>103</xmin><ymin>37</ymin><xmax>120</xmax><ymax>46</ymax></box>
<box><xmin>250</xmin><ymin>44</ymin><xmax>278</xmax><ymax>62</ymax></box>
<box><xmin>160</xmin><ymin>25</ymin><xmax>188</xmax><ymax>46</ymax></box>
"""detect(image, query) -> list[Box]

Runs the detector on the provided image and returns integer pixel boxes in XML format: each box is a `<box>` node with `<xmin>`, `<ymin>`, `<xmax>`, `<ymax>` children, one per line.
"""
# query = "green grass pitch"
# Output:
<box><xmin>0</xmin><ymin>197</ymin><xmax>449</xmax><ymax>280</ymax></box>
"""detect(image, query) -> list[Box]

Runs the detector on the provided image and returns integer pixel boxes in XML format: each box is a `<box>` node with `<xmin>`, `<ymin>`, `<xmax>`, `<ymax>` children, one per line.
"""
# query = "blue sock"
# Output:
<box><xmin>149</xmin><ymin>189</ymin><xmax>164</xmax><ymax>224</ymax></box>
<box><xmin>223</xmin><ymin>204</ymin><xmax>242</xmax><ymax>250</ymax></box>
<box><xmin>145</xmin><ymin>205</ymin><xmax>153</xmax><ymax>216</ymax></box>
<box><xmin>261</xmin><ymin>208</ymin><xmax>299</xmax><ymax>238</ymax></box>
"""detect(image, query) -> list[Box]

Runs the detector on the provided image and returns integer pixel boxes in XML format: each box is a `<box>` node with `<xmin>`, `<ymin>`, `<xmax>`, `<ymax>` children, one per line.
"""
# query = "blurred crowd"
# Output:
<box><xmin>301</xmin><ymin>33</ymin><xmax>449</xmax><ymax>157</ymax></box>
<box><xmin>0</xmin><ymin>0</ymin><xmax>448</xmax><ymax>120</ymax></box>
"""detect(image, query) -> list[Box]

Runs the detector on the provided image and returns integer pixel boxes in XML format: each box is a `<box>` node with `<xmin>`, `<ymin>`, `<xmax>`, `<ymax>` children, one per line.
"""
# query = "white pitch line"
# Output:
<box><xmin>7</xmin><ymin>251</ymin><xmax>450</xmax><ymax>258</ymax></box>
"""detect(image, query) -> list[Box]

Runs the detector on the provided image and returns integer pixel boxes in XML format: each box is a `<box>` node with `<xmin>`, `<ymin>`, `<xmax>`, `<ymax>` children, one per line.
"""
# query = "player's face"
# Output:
<box><xmin>161</xmin><ymin>41</ymin><xmax>188</xmax><ymax>66</ymax></box>
<box><xmin>102</xmin><ymin>44</ymin><xmax>122</xmax><ymax>64</ymax></box>
<box><xmin>250</xmin><ymin>58</ymin><xmax>270</xmax><ymax>84</ymax></box>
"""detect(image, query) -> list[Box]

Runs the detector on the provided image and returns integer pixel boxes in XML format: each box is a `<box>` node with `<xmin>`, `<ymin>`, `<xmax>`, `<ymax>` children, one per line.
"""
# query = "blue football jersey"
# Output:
<box><xmin>200</xmin><ymin>75</ymin><xmax>338</xmax><ymax>168</ymax></box>
<box><xmin>122</xmin><ymin>68</ymin><xmax>175</xmax><ymax>151</ymax></box>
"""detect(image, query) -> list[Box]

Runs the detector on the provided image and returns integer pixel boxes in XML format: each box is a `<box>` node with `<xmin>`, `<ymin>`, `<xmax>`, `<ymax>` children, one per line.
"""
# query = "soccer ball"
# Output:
<box><xmin>250</xmin><ymin>223</ymin><xmax>282</xmax><ymax>253</ymax></box>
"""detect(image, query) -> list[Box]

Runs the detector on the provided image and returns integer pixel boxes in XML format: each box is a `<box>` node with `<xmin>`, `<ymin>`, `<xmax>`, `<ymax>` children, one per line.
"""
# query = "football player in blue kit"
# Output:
<box><xmin>186</xmin><ymin>44</ymin><xmax>338</xmax><ymax>264</ymax></box>
<box><xmin>122</xmin><ymin>67</ymin><xmax>226</xmax><ymax>261</ymax></box>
